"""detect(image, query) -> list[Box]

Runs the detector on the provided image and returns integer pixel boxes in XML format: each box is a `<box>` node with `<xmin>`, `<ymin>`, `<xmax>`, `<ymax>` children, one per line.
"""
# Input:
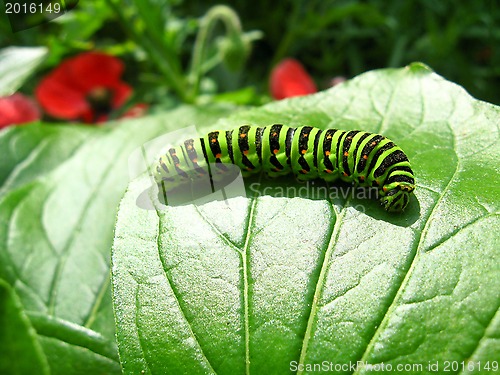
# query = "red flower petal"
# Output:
<box><xmin>0</xmin><ymin>93</ymin><xmax>40</xmax><ymax>129</ymax></box>
<box><xmin>68</xmin><ymin>52</ymin><xmax>125</xmax><ymax>93</ymax></box>
<box><xmin>36</xmin><ymin>75</ymin><xmax>89</xmax><ymax>119</ymax></box>
<box><xmin>35</xmin><ymin>51</ymin><xmax>132</xmax><ymax>122</ymax></box>
<box><xmin>270</xmin><ymin>58</ymin><xmax>317</xmax><ymax>100</ymax></box>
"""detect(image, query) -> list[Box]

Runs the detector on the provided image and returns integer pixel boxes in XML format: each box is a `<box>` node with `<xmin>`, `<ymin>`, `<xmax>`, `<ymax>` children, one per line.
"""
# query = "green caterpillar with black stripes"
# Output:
<box><xmin>154</xmin><ymin>124</ymin><xmax>415</xmax><ymax>212</ymax></box>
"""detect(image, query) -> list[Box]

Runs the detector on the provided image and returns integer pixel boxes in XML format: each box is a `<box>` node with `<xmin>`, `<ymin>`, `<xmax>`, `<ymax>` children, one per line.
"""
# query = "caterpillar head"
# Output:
<box><xmin>379</xmin><ymin>182</ymin><xmax>415</xmax><ymax>212</ymax></box>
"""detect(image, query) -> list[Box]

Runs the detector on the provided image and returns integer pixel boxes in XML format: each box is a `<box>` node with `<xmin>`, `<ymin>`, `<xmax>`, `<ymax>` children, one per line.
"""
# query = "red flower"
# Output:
<box><xmin>270</xmin><ymin>58</ymin><xmax>317</xmax><ymax>100</ymax></box>
<box><xmin>35</xmin><ymin>52</ymin><xmax>132</xmax><ymax>123</ymax></box>
<box><xmin>0</xmin><ymin>93</ymin><xmax>40</xmax><ymax>129</ymax></box>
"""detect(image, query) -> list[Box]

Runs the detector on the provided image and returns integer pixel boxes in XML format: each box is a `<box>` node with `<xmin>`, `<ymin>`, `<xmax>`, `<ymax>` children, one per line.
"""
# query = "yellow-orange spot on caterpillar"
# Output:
<box><xmin>175</xmin><ymin>163</ymin><xmax>180</xmax><ymax>167</ymax></box>
<box><xmin>326</xmin><ymin>135</ymin><xmax>332</xmax><ymax>139</ymax></box>
<box><xmin>273</xmin><ymin>149</ymin><xmax>279</xmax><ymax>154</ymax></box>
<box><xmin>359</xmin><ymin>176</ymin><xmax>365</xmax><ymax>181</ymax></box>
<box><xmin>301</xmin><ymin>169</ymin><xmax>308</xmax><ymax>174</ymax></box>
<box><xmin>192</xmin><ymin>158</ymin><xmax>198</xmax><ymax>163</ymax></box>
<box><xmin>344</xmin><ymin>151</ymin><xmax>349</xmax><ymax>156</ymax></box>
<box><xmin>343</xmin><ymin>172</ymin><xmax>349</xmax><ymax>177</ymax></box>
<box><xmin>187</xmin><ymin>145</ymin><xmax>193</xmax><ymax>150</ymax></box>
<box><xmin>301</xmin><ymin>149</ymin><xmax>307</xmax><ymax>154</ymax></box>
<box><xmin>303</xmin><ymin>133</ymin><xmax>309</xmax><ymax>137</ymax></box>
<box><xmin>240</xmin><ymin>133</ymin><xmax>247</xmax><ymax>138</ymax></box>
<box><xmin>273</xmin><ymin>168</ymin><xmax>280</xmax><ymax>172</ymax></box>
<box><xmin>383</xmin><ymin>186</ymin><xmax>388</xmax><ymax>192</ymax></box>
<box><xmin>325</xmin><ymin>169</ymin><xmax>332</xmax><ymax>173</ymax></box>
<box><xmin>243</xmin><ymin>150</ymin><xmax>249</xmax><ymax>155</ymax></box>
<box><xmin>246</xmin><ymin>167</ymin><xmax>253</xmax><ymax>171</ymax></box>
<box><xmin>272</xmin><ymin>132</ymin><xmax>278</xmax><ymax>137</ymax></box>
<box><xmin>363</xmin><ymin>154</ymin><xmax>368</xmax><ymax>160</ymax></box>
<box><xmin>215</xmin><ymin>153</ymin><xmax>222</xmax><ymax>159</ymax></box>
<box><xmin>211</xmin><ymin>139</ymin><xmax>216</xmax><ymax>143</ymax></box>
<box><xmin>325</xmin><ymin>151</ymin><xmax>331</xmax><ymax>156</ymax></box>
<box><xmin>371</xmin><ymin>141</ymin><xmax>376</xmax><ymax>146</ymax></box>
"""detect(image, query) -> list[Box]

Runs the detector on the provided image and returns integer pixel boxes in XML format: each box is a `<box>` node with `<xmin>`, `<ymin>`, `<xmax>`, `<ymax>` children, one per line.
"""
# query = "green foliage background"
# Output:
<box><xmin>1</xmin><ymin>0</ymin><xmax>499</xmax><ymax>105</ymax></box>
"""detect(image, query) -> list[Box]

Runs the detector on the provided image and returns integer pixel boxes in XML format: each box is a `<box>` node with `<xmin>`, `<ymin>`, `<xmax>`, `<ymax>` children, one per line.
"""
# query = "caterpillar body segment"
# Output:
<box><xmin>154</xmin><ymin>124</ymin><xmax>415</xmax><ymax>212</ymax></box>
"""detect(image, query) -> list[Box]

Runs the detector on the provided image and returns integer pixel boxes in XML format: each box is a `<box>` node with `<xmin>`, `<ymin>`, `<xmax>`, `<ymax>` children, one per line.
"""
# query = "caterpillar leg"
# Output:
<box><xmin>379</xmin><ymin>182</ymin><xmax>414</xmax><ymax>212</ymax></box>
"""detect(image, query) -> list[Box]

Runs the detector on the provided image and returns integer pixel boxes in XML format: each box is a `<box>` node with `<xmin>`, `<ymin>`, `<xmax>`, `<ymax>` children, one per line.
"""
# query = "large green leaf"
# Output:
<box><xmin>112</xmin><ymin>63</ymin><xmax>500</xmax><ymax>374</ymax></box>
<box><xmin>0</xmin><ymin>104</ymin><xmax>237</xmax><ymax>373</ymax></box>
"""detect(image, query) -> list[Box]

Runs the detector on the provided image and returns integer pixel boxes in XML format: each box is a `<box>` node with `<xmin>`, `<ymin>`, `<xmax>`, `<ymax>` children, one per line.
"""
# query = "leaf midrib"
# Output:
<box><xmin>240</xmin><ymin>196</ymin><xmax>259</xmax><ymax>375</ymax></box>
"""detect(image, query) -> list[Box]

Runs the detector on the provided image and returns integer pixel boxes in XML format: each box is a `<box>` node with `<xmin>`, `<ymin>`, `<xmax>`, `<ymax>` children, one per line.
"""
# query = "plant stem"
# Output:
<box><xmin>188</xmin><ymin>5</ymin><xmax>243</xmax><ymax>101</ymax></box>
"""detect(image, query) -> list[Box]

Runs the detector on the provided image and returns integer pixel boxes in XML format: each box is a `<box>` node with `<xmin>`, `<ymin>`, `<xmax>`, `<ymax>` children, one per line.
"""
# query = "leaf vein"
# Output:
<box><xmin>352</xmin><ymin>120</ymin><xmax>461</xmax><ymax>371</ymax></box>
<box><xmin>457</xmin><ymin>305</ymin><xmax>500</xmax><ymax>375</ymax></box>
<box><xmin>46</xmin><ymin>132</ymin><xmax>115</xmax><ymax>316</ymax></box>
<box><xmin>296</xmin><ymin>200</ymin><xmax>343</xmax><ymax>373</ymax></box>
<box><xmin>154</xmin><ymin>207</ymin><xmax>217</xmax><ymax>375</ymax></box>
<box><xmin>193</xmin><ymin>205</ymin><xmax>242</xmax><ymax>253</ymax></box>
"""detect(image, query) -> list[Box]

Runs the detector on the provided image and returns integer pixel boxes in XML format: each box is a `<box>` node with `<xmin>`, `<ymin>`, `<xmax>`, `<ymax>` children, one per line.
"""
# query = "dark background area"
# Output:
<box><xmin>196</xmin><ymin>0</ymin><xmax>499</xmax><ymax>104</ymax></box>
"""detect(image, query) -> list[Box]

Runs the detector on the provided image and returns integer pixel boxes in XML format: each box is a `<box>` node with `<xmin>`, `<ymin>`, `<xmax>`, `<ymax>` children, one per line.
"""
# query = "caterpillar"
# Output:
<box><xmin>154</xmin><ymin>125</ymin><xmax>415</xmax><ymax>212</ymax></box>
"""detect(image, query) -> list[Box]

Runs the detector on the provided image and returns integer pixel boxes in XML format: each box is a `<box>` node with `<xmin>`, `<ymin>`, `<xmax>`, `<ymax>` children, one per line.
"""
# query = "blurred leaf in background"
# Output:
<box><xmin>0</xmin><ymin>46</ymin><xmax>47</xmax><ymax>96</ymax></box>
